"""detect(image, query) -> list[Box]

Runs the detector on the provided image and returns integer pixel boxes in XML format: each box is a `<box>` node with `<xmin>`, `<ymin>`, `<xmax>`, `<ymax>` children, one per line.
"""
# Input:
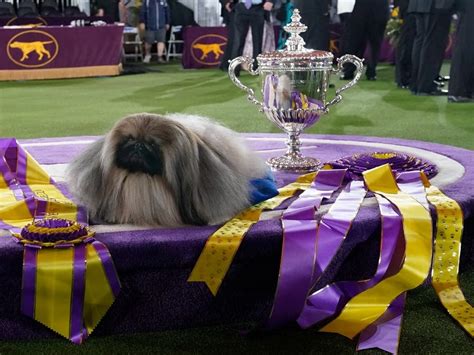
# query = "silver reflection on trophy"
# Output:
<box><xmin>228</xmin><ymin>9</ymin><xmax>364</xmax><ymax>172</ymax></box>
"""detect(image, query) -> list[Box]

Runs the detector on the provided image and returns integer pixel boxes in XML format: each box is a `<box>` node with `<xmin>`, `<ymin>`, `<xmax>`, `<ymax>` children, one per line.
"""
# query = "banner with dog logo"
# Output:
<box><xmin>0</xmin><ymin>25</ymin><xmax>124</xmax><ymax>80</ymax></box>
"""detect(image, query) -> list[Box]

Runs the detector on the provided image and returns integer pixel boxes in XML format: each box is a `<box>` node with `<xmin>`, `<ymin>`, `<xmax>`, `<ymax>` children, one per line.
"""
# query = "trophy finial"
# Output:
<box><xmin>283</xmin><ymin>8</ymin><xmax>307</xmax><ymax>52</ymax></box>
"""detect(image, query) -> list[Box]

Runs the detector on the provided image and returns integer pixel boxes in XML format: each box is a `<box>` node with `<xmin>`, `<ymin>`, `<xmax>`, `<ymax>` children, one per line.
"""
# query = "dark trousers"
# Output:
<box><xmin>338</xmin><ymin>13</ymin><xmax>351</xmax><ymax>55</ymax></box>
<box><xmin>303</xmin><ymin>14</ymin><xmax>330</xmax><ymax>51</ymax></box>
<box><xmin>293</xmin><ymin>0</ymin><xmax>330</xmax><ymax>51</ymax></box>
<box><xmin>395</xmin><ymin>13</ymin><xmax>416</xmax><ymax>86</ymax></box>
<box><xmin>231</xmin><ymin>3</ymin><xmax>265</xmax><ymax>67</ymax></box>
<box><xmin>410</xmin><ymin>12</ymin><xmax>452</xmax><ymax>93</ymax></box>
<box><xmin>219</xmin><ymin>9</ymin><xmax>235</xmax><ymax>71</ymax></box>
<box><xmin>449</xmin><ymin>1</ymin><xmax>474</xmax><ymax>97</ymax></box>
<box><xmin>342</xmin><ymin>1</ymin><xmax>389</xmax><ymax>79</ymax></box>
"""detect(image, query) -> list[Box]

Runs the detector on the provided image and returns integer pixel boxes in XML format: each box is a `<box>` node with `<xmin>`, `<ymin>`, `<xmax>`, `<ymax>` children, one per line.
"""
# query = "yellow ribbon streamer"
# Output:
<box><xmin>24</xmin><ymin>151</ymin><xmax>78</xmax><ymax>221</ymax></box>
<box><xmin>188</xmin><ymin>172</ymin><xmax>317</xmax><ymax>296</ymax></box>
<box><xmin>0</xmin><ymin>145</ymin><xmax>78</xmax><ymax>227</ymax></box>
<box><xmin>35</xmin><ymin>247</ymin><xmax>74</xmax><ymax>338</ymax></box>
<box><xmin>321</xmin><ymin>164</ymin><xmax>432</xmax><ymax>338</ymax></box>
<box><xmin>425</xmin><ymin>182</ymin><xmax>474</xmax><ymax>336</ymax></box>
<box><xmin>84</xmin><ymin>243</ymin><xmax>116</xmax><ymax>335</ymax></box>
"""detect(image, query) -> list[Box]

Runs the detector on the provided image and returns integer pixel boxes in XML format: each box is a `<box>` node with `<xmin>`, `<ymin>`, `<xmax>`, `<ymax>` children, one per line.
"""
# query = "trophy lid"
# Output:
<box><xmin>257</xmin><ymin>9</ymin><xmax>333</xmax><ymax>70</ymax></box>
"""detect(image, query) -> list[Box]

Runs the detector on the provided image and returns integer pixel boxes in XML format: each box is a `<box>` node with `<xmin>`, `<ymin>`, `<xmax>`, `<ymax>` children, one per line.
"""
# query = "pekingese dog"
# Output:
<box><xmin>66</xmin><ymin>113</ymin><xmax>276</xmax><ymax>226</ymax></box>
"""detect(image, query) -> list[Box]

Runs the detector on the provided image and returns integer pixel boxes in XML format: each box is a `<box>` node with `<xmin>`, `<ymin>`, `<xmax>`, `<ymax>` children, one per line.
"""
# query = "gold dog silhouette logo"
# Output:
<box><xmin>7</xmin><ymin>30</ymin><xmax>59</xmax><ymax>68</ymax></box>
<box><xmin>191</xmin><ymin>34</ymin><xmax>227</xmax><ymax>66</ymax></box>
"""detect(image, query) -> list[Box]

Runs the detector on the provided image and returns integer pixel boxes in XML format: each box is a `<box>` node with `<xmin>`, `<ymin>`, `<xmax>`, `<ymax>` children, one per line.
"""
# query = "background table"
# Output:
<box><xmin>0</xmin><ymin>133</ymin><xmax>472</xmax><ymax>340</ymax></box>
<box><xmin>0</xmin><ymin>24</ymin><xmax>123</xmax><ymax>80</ymax></box>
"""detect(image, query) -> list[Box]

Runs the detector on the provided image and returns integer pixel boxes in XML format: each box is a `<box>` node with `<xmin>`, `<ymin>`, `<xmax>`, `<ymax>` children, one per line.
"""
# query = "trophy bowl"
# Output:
<box><xmin>228</xmin><ymin>9</ymin><xmax>364</xmax><ymax>172</ymax></box>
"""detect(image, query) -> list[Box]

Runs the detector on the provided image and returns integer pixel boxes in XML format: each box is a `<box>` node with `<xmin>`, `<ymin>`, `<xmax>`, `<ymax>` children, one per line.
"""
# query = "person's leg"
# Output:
<box><xmin>342</xmin><ymin>5</ymin><xmax>367</xmax><ymax>78</ymax></box>
<box><xmin>219</xmin><ymin>10</ymin><xmax>235</xmax><ymax>70</ymax></box>
<box><xmin>395</xmin><ymin>13</ymin><xmax>416</xmax><ymax>87</ymax></box>
<box><xmin>157</xmin><ymin>28</ymin><xmax>166</xmax><ymax>62</ymax></box>
<box><xmin>366</xmin><ymin>18</ymin><xmax>388</xmax><ymax>79</ymax></box>
<box><xmin>143</xmin><ymin>30</ymin><xmax>153</xmax><ymax>63</ymax></box>
<box><xmin>231</xmin><ymin>4</ymin><xmax>252</xmax><ymax>61</ymax></box>
<box><xmin>249</xmin><ymin>6</ymin><xmax>265</xmax><ymax>63</ymax></box>
<box><xmin>409</xmin><ymin>13</ymin><xmax>425</xmax><ymax>93</ymax></box>
<box><xmin>416</xmin><ymin>12</ymin><xmax>451</xmax><ymax>94</ymax></box>
<box><xmin>448</xmin><ymin>6</ymin><xmax>474</xmax><ymax>99</ymax></box>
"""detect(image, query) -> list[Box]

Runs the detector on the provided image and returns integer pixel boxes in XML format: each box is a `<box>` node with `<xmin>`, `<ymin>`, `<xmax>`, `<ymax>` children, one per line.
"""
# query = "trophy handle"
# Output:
<box><xmin>324</xmin><ymin>54</ymin><xmax>364</xmax><ymax>110</ymax></box>
<box><xmin>228</xmin><ymin>56</ymin><xmax>263</xmax><ymax>108</ymax></box>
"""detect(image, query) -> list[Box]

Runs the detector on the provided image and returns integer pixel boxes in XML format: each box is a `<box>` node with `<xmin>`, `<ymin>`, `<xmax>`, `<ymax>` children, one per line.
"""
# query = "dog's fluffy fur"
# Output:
<box><xmin>66</xmin><ymin>113</ymin><xmax>269</xmax><ymax>226</ymax></box>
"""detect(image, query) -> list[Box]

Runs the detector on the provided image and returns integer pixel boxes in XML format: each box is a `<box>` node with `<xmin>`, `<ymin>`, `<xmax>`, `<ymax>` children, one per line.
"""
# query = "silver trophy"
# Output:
<box><xmin>228</xmin><ymin>9</ymin><xmax>364</xmax><ymax>172</ymax></box>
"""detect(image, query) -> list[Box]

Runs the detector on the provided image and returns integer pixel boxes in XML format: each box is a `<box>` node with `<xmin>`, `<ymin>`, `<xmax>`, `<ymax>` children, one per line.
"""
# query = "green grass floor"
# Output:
<box><xmin>0</xmin><ymin>62</ymin><xmax>473</xmax><ymax>150</ymax></box>
<box><xmin>0</xmin><ymin>62</ymin><xmax>473</xmax><ymax>354</ymax></box>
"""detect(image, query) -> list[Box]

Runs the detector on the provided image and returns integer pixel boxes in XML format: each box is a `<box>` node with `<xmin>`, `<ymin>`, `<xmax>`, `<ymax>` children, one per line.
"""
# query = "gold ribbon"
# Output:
<box><xmin>35</xmin><ymin>247</ymin><xmax>74</xmax><ymax>338</ymax></box>
<box><xmin>83</xmin><ymin>243</ymin><xmax>116</xmax><ymax>335</ymax></box>
<box><xmin>321</xmin><ymin>164</ymin><xmax>432</xmax><ymax>338</ymax></box>
<box><xmin>425</xmin><ymin>181</ymin><xmax>474</xmax><ymax>336</ymax></box>
<box><xmin>188</xmin><ymin>172</ymin><xmax>317</xmax><ymax>296</ymax></box>
<box><xmin>0</xmin><ymin>145</ymin><xmax>77</xmax><ymax>227</ymax></box>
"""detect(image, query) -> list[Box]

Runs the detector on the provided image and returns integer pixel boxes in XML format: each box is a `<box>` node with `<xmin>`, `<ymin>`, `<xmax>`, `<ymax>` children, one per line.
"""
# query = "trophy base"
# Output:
<box><xmin>267</xmin><ymin>155</ymin><xmax>322</xmax><ymax>173</ymax></box>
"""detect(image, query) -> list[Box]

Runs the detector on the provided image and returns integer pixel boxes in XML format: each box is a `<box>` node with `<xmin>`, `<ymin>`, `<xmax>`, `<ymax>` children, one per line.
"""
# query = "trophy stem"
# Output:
<box><xmin>266</xmin><ymin>130</ymin><xmax>321</xmax><ymax>173</ymax></box>
<box><xmin>286</xmin><ymin>131</ymin><xmax>302</xmax><ymax>157</ymax></box>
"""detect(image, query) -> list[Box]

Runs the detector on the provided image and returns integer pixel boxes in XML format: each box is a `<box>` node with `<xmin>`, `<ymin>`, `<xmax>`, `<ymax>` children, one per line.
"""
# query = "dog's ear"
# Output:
<box><xmin>66</xmin><ymin>138</ymin><xmax>105</xmax><ymax>219</ymax></box>
<box><xmin>164</xmin><ymin>128</ymin><xmax>207</xmax><ymax>225</ymax></box>
<box><xmin>180</xmin><ymin>135</ymin><xmax>251</xmax><ymax>225</ymax></box>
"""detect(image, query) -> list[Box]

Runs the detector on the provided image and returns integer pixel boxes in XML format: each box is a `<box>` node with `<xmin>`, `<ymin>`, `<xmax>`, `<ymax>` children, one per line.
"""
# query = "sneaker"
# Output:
<box><xmin>157</xmin><ymin>57</ymin><xmax>166</xmax><ymax>64</ymax></box>
<box><xmin>143</xmin><ymin>54</ymin><xmax>151</xmax><ymax>64</ymax></box>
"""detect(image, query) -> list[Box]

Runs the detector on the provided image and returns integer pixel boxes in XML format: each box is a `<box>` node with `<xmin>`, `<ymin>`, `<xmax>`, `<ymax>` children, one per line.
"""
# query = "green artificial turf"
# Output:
<box><xmin>0</xmin><ymin>63</ymin><xmax>473</xmax><ymax>150</ymax></box>
<box><xmin>0</xmin><ymin>63</ymin><xmax>473</xmax><ymax>354</ymax></box>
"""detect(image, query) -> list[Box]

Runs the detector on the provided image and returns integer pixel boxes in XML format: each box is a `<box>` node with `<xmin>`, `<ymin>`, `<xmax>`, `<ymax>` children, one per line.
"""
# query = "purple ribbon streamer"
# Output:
<box><xmin>357</xmin><ymin>293</ymin><xmax>406</xmax><ymax>354</ymax></box>
<box><xmin>21</xmin><ymin>245</ymin><xmax>38</xmax><ymax>318</ymax></box>
<box><xmin>266</xmin><ymin>169</ymin><xmax>346</xmax><ymax>329</ymax></box>
<box><xmin>297</xmin><ymin>191</ymin><xmax>402</xmax><ymax>329</ymax></box>
<box><xmin>92</xmin><ymin>241</ymin><xmax>121</xmax><ymax>298</ymax></box>
<box><xmin>312</xmin><ymin>180</ymin><xmax>367</xmax><ymax>284</ymax></box>
<box><xmin>70</xmin><ymin>243</ymin><xmax>87</xmax><ymax>344</ymax></box>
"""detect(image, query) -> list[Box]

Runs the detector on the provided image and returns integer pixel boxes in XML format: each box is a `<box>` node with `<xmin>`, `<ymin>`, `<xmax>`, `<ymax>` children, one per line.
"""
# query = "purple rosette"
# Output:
<box><xmin>13</xmin><ymin>218</ymin><xmax>94</xmax><ymax>247</ymax></box>
<box><xmin>327</xmin><ymin>152</ymin><xmax>438</xmax><ymax>180</ymax></box>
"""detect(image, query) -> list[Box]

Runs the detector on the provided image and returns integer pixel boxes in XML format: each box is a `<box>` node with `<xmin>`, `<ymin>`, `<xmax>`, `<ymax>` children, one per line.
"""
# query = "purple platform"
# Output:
<box><xmin>1</xmin><ymin>133</ymin><xmax>473</xmax><ymax>341</ymax></box>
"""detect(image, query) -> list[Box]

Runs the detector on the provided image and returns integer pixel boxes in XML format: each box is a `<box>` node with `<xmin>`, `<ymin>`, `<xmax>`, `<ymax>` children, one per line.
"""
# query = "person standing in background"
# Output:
<box><xmin>394</xmin><ymin>0</ymin><xmax>416</xmax><ymax>88</ymax></box>
<box><xmin>340</xmin><ymin>0</ymin><xmax>390</xmax><ymax>81</ymax></box>
<box><xmin>139</xmin><ymin>0</ymin><xmax>171</xmax><ymax>64</ymax></box>
<box><xmin>448</xmin><ymin>0</ymin><xmax>474</xmax><ymax>103</ymax></box>
<box><xmin>337</xmin><ymin>0</ymin><xmax>356</xmax><ymax>56</ymax></box>
<box><xmin>292</xmin><ymin>0</ymin><xmax>331</xmax><ymax>51</ymax></box>
<box><xmin>231</xmin><ymin>0</ymin><xmax>275</xmax><ymax>73</ymax></box>
<box><xmin>408</xmin><ymin>0</ymin><xmax>454</xmax><ymax>95</ymax></box>
<box><xmin>219</xmin><ymin>0</ymin><xmax>238</xmax><ymax>71</ymax></box>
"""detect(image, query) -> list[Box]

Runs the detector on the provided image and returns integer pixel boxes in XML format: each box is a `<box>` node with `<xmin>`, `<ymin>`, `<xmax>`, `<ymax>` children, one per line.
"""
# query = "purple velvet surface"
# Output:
<box><xmin>1</xmin><ymin>133</ymin><xmax>473</xmax><ymax>340</ymax></box>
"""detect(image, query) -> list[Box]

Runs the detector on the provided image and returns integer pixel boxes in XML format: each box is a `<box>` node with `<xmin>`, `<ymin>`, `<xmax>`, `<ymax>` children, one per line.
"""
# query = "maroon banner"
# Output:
<box><xmin>0</xmin><ymin>25</ymin><xmax>123</xmax><ymax>80</ymax></box>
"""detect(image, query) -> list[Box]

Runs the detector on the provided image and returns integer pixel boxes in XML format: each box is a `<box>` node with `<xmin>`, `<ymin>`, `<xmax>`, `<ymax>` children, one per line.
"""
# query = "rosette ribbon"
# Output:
<box><xmin>0</xmin><ymin>138</ymin><xmax>120</xmax><ymax>344</ymax></box>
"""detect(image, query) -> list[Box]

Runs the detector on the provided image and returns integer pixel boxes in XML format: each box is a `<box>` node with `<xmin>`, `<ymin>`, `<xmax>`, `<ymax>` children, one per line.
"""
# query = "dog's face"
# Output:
<box><xmin>111</xmin><ymin>116</ymin><xmax>164</xmax><ymax>175</ymax></box>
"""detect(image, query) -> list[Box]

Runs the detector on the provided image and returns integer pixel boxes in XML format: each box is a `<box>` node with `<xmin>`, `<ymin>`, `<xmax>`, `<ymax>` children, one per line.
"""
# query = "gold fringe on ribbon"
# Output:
<box><xmin>425</xmin><ymin>182</ymin><xmax>474</xmax><ymax>336</ymax></box>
